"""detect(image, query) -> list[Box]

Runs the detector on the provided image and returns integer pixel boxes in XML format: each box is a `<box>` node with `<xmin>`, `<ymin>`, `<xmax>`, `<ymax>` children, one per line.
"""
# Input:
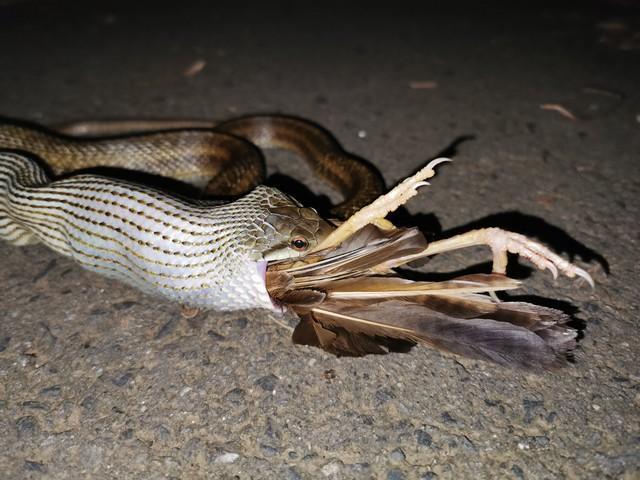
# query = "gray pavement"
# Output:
<box><xmin>0</xmin><ymin>1</ymin><xmax>639</xmax><ymax>478</ymax></box>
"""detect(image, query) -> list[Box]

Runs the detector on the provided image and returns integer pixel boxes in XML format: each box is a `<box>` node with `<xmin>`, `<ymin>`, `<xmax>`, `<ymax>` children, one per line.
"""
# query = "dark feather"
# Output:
<box><xmin>277</xmin><ymin>289</ymin><xmax>325</xmax><ymax>313</ymax></box>
<box><xmin>309</xmin><ymin>299</ymin><xmax>575</xmax><ymax>370</ymax></box>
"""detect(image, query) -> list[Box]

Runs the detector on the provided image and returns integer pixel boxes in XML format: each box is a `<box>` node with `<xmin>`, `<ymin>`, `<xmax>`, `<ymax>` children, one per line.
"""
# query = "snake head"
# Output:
<box><xmin>254</xmin><ymin>189</ymin><xmax>334</xmax><ymax>262</ymax></box>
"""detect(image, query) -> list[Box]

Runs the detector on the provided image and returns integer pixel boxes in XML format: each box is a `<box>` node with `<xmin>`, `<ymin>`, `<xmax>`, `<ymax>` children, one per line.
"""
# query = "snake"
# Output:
<box><xmin>0</xmin><ymin>115</ymin><xmax>384</xmax><ymax>311</ymax></box>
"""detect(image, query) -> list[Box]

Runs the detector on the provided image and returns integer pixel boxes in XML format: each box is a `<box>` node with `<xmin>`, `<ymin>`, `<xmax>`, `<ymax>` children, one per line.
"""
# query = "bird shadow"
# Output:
<box><xmin>435</xmin><ymin>211</ymin><xmax>609</xmax><ymax>274</ymax></box>
<box><xmin>392</xmin><ymin>209</ymin><xmax>605</xmax><ymax>333</ymax></box>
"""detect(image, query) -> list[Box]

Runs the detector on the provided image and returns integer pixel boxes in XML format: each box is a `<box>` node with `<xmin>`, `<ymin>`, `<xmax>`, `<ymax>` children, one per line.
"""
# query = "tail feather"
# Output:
<box><xmin>304</xmin><ymin>298</ymin><xmax>576</xmax><ymax>370</ymax></box>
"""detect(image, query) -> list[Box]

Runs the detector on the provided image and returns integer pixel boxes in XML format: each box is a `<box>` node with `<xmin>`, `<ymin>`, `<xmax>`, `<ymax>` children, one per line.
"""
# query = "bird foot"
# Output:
<box><xmin>419</xmin><ymin>227</ymin><xmax>594</xmax><ymax>288</ymax></box>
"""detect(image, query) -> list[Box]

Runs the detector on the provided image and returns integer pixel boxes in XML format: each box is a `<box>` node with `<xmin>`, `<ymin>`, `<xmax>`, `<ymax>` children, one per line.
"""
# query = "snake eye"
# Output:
<box><xmin>290</xmin><ymin>236</ymin><xmax>309</xmax><ymax>252</ymax></box>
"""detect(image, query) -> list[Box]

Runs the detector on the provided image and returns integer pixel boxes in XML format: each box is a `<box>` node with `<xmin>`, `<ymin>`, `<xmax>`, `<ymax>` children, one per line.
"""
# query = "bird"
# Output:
<box><xmin>266</xmin><ymin>160</ymin><xmax>594</xmax><ymax>371</ymax></box>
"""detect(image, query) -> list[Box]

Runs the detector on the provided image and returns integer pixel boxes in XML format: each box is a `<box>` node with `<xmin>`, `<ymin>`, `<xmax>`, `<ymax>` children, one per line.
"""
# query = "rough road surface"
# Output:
<box><xmin>0</xmin><ymin>1</ymin><xmax>638</xmax><ymax>479</ymax></box>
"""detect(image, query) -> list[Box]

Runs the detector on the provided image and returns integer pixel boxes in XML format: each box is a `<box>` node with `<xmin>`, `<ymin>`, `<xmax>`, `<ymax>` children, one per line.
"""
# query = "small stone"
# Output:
<box><xmin>80</xmin><ymin>396</ymin><xmax>97</xmax><ymax>411</ymax></box>
<box><xmin>441</xmin><ymin>412</ymin><xmax>457</xmax><ymax>424</ymax></box>
<box><xmin>112</xmin><ymin>372</ymin><xmax>134</xmax><ymax>387</ymax></box>
<box><xmin>24</xmin><ymin>460</ymin><xmax>47</xmax><ymax>473</ymax></box>
<box><xmin>155</xmin><ymin>424</ymin><xmax>171</xmax><ymax>440</ymax></box>
<box><xmin>351</xmin><ymin>463</ymin><xmax>371</xmax><ymax>473</ymax></box>
<box><xmin>163</xmin><ymin>456</ymin><xmax>180</xmax><ymax>469</ymax></box>
<box><xmin>113</xmin><ymin>300</ymin><xmax>137</xmax><ymax>311</ymax></box>
<box><xmin>260</xmin><ymin>444</ymin><xmax>279</xmax><ymax>456</ymax></box>
<box><xmin>80</xmin><ymin>444</ymin><xmax>104</xmax><ymax>469</ymax></box>
<box><xmin>511</xmin><ymin>464</ymin><xmax>525</xmax><ymax>480</ymax></box>
<box><xmin>592</xmin><ymin>404</ymin><xmax>601</xmax><ymax>411</ymax></box>
<box><xmin>21</xmin><ymin>400</ymin><xmax>47</xmax><ymax>410</ymax></box>
<box><xmin>132</xmin><ymin>452</ymin><xmax>149</xmax><ymax>468</ymax></box>
<box><xmin>321</xmin><ymin>460</ymin><xmax>342</xmax><ymax>476</ymax></box>
<box><xmin>302</xmin><ymin>453</ymin><xmax>318</xmax><ymax>462</ymax></box>
<box><xmin>357</xmin><ymin>130</ymin><xmax>367</xmax><ymax>138</ymax></box>
<box><xmin>39</xmin><ymin>385</ymin><xmax>61</xmax><ymax>397</ymax></box>
<box><xmin>416</xmin><ymin>430</ymin><xmax>433</xmax><ymax>447</ymax></box>
<box><xmin>229</xmin><ymin>317</ymin><xmax>248</xmax><ymax>330</ymax></box>
<box><xmin>0</xmin><ymin>336</ymin><xmax>10</xmax><ymax>352</ymax></box>
<box><xmin>214</xmin><ymin>452</ymin><xmax>239</xmax><ymax>464</ymax></box>
<box><xmin>530</xmin><ymin>436</ymin><xmax>550</xmax><ymax>448</ymax></box>
<box><xmin>255</xmin><ymin>374</ymin><xmax>278</xmax><ymax>392</ymax></box>
<box><xmin>223</xmin><ymin>388</ymin><xmax>245</xmax><ymax>405</ymax></box>
<box><xmin>594</xmin><ymin>452</ymin><xmax>631</xmax><ymax>477</ymax></box>
<box><xmin>264</xmin><ymin>417</ymin><xmax>280</xmax><ymax>439</ymax></box>
<box><xmin>16</xmin><ymin>416</ymin><xmax>40</xmax><ymax>438</ymax></box>
<box><xmin>522</xmin><ymin>398</ymin><xmax>544</xmax><ymax>423</ymax></box>
<box><xmin>286</xmin><ymin>467</ymin><xmax>302</xmax><ymax>480</ymax></box>
<box><xmin>360</xmin><ymin>414</ymin><xmax>374</xmax><ymax>426</ymax></box>
<box><xmin>389</xmin><ymin>448</ymin><xmax>405</xmax><ymax>463</ymax></box>
<box><xmin>207</xmin><ymin>330</ymin><xmax>225</xmax><ymax>342</ymax></box>
<box><xmin>375</xmin><ymin>389</ymin><xmax>395</xmax><ymax>406</ymax></box>
<box><xmin>182</xmin><ymin>349</ymin><xmax>199</xmax><ymax>360</ymax></box>
<box><xmin>181</xmin><ymin>438</ymin><xmax>202</xmax><ymax>460</ymax></box>
<box><xmin>387</xmin><ymin>469</ymin><xmax>405</xmax><ymax>480</ymax></box>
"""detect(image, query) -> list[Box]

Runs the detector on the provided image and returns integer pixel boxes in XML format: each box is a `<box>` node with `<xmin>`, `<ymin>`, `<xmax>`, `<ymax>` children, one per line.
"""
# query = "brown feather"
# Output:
<box><xmin>308</xmin><ymin>299</ymin><xmax>575</xmax><ymax>370</ymax></box>
<box><xmin>292</xmin><ymin>316</ymin><xmax>337</xmax><ymax>349</ymax></box>
<box><xmin>277</xmin><ymin>289</ymin><xmax>326</xmax><ymax>313</ymax></box>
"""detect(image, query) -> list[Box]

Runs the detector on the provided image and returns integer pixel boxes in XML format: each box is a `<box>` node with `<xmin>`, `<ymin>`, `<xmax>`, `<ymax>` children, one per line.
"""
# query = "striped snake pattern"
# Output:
<box><xmin>0</xmin><ymin>149</ymin><xmax>332</xmax><ymax>311</ymax></box>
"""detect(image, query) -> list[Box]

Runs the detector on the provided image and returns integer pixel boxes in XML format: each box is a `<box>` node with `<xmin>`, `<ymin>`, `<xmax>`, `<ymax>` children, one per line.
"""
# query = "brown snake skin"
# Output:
<box><xmin>0</xmin><ymin>114</ymin><xmax>384</xmax><ymax>218</ymax></box>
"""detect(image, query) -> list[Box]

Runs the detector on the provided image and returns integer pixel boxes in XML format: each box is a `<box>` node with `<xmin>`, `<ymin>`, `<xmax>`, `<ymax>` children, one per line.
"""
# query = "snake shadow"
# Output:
<box><xmin>435</xmin><ymin>212</ymin><xmax>608</xmax><ymax>274</ymax></box>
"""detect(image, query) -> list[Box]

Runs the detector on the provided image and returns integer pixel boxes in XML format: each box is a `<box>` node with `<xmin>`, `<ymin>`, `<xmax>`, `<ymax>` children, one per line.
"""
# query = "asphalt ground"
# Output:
<box><xmin>0</xmin><ymin>1</ymin><xmax>638</xmax><ymax>478</ymax></box>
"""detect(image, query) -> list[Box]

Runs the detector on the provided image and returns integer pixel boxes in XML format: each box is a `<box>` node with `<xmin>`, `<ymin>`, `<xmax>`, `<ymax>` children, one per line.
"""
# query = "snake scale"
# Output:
<box><xmin>0</xmin><ymin>115</ymin><xmax>384</xmax><ymax>310</ymax></box>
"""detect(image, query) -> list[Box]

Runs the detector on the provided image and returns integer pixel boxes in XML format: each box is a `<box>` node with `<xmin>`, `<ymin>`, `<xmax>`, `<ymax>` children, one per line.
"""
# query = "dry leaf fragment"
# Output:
<box><xmin>184</xmin><ymin>59</ymin><xmax>206</xmax><ymax>77</ymax></box>
<box><xmin>540</xmin><ymin>103</ymin><xmax>577</xmax><ymax>121</ymax></box>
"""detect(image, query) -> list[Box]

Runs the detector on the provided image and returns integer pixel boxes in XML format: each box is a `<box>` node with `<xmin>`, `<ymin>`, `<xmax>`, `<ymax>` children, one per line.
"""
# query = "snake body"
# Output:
<box><xmin>0</xmin><ymin>115</ymin><xmax>382</xmax><ymax>310</ymax></box>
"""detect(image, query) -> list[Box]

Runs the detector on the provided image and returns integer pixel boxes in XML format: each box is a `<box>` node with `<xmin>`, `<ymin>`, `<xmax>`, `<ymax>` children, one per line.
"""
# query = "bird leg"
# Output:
<box><xmin>401</xmin><ymin>228</ymin><xmax>594</xmax><ymax>287</ymax></box>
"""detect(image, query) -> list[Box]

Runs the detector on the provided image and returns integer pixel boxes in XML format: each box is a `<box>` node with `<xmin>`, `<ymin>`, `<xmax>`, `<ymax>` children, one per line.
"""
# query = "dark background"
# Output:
<box><xmin>0</xmin><ymin>1</ymin><xmax>638</xmax><ymax>479</ymax></box>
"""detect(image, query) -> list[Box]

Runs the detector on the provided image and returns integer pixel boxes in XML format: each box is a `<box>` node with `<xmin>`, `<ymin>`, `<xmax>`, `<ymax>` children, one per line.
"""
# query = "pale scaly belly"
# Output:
<box><xmin>0</xmin><ymin>152</ymin><xmax>278</xmax><ymax>311</ymax></box>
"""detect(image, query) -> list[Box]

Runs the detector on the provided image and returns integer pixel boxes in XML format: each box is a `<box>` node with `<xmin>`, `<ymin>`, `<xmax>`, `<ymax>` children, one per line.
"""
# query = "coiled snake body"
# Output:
<box><xmin>0</xmin><ymin>115</ymin><xmax>384</xmax><ymax>310</ymax></box>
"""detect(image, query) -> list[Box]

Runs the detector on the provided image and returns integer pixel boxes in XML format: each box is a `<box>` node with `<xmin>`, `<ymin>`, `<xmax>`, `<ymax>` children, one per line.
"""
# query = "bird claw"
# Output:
<box><xmin>487</xmin><ymin>228</ymin><xmax>594</xmax><ymax>288</ymax></box>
